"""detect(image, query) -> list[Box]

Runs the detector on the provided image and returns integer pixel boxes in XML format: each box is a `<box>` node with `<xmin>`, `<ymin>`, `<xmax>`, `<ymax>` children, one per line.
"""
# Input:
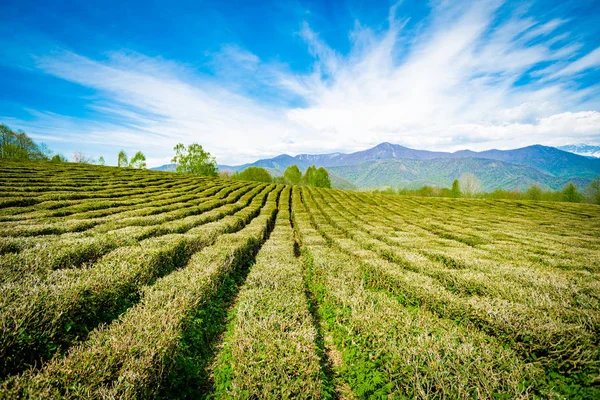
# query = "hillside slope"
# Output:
<box><xmin>0</xmin><ymin>159</ymin><xmax>598</xmax><ymax>398</ymax></box>
<box><xmin>453</xmin><ymin>145</ymin><xmax>600</xmax><ymax>178</ymax></box>
<box><xmin>329</xmin><ymin>158</ymin><xmax>593</xmax><ymax>191</ymax></box>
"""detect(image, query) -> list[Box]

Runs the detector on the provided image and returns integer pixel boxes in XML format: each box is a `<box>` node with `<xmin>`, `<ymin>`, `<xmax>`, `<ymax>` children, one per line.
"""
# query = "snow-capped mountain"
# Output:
<box><xmin>558</xmin><ymin>144</ymin><xmax>600</xmax><ymax>158</ymax></box>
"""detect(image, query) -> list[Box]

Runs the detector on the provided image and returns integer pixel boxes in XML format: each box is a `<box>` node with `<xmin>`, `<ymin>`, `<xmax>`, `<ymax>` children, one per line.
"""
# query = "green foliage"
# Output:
<box><xmin>117</xmin><ymin>150</ymin><xmax>128</xmax><ymax>167</ymax></box>
<box><xmin>129</xmin><ymin>151</ymin><xmax>146</xmax><ymax>169</ymax></box>
<box><xmin>97</xmin><ymin>156</ymin><xmax>105</xmax><ymax>166</ymax></box>
<box><xmin>525</xmin><ymin>185</ymin><xmax>543</xmax><ymax>200</ymax></box>
<box><xmin>172</xmin><ymin>143</ymin><xmax>218</xmax><ymax>176</ymax></box>
<box><xmin>302</xmin><ymin>165</ymin><xmax>332</xmax><ymax>188</ymax></box>
<box><xmin>315</xmin><ymin>167</ymin><xmax>331</xmax><ymax>188</ymax></box>
<box><xmin>486</xmin><ymin>188</ymin><xmax>522</xmax><ymax>200</ymax></box>
<box><xmin>451</xmin><ymin>179</ymin><xmax>461</xmax><ymax>198</ymax></box>
<box><xmin>233</xmin><ymin>166</ymin><xmax>272</xmax><ymax>182</ymax></box>
<box><xmin>378</xmin><ymin>187</ymin><xmax>396</xmax><ymax>195</ymax></box>
<box><xmin>212</xmin><ymin>189</ymin><xmax>324</xmax><ymax>398</ymax></box>
<box><xmin>415</xmin><ymin>185</ymin><xmax>435</xmax><ymax>197</ymax></box>
<box><xmin>50</xmin><ymin>154</ymin><xmax>67</xmax><ymax>163</ymax></box>
<box><xmin>0</xmin><ymin>124</ymin><xmax>50</xmax><ymax>161</ymax></box>
<box><xmin>295</xmin><ymin>185</ymin><xmax>600</xmax><ymax>398</ymax></box>
<box><xmin>376</xmin><ymin>182</ymin><xmax>594</xmax><ymax>204</ymax></box>
<box><xmin>284</xmin><ymin>164</ymin><xmax>302</xmax><ymax>185</ymax></box>
<box><xmin>0</xmin><ymin>160</ymin><xmax>599</xmax><ymax>398</ymax></box>
<box><xmin>303</xmin><ymin>165</ymin><xmax>317</xmax><ymax>186</ymax></box>
<box><xmin>0</xmin><ymin>173</ymin><xmax>278</xmax><ymax>397</ymax></box>
<box><xmin>562</xmin><ymin>182</ymin><xmax>583</xmax><ymax>203</ymax></box>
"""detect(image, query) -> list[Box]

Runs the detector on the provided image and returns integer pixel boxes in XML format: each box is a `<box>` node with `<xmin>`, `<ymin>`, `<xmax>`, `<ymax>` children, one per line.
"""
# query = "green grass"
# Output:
<box><xmin>1</xmin><ymin>159</ymin><xmax>599</xmax><ymax>399</ymax></box>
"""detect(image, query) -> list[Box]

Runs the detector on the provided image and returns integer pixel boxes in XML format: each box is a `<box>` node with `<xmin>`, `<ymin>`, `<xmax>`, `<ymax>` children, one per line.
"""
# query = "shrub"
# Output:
<box><xmin>562</xmin><ymin>182</ymin><xmax>583</xmax><ymax>203</ymax></box>
<box><xmin>233</xmin><ymin>166</ymin><xmax>272</xmax><ymax>182</ymax></box>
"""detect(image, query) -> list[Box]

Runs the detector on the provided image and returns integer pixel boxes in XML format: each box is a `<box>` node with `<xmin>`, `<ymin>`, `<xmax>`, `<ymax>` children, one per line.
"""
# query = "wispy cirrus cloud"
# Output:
<box><xmin>2</xmin><ymin>0</ymin><xmax>600</xmax><ymax>166</ymax></box>
<box><xmin>24</xmin><ymin>50</ymin><xmax>310</xmax><ymax>164</ymax></box>
<box><xmin>282</xmin><ymin>0</ymin><xmax>600</xmax><ymax>151</ymax></box>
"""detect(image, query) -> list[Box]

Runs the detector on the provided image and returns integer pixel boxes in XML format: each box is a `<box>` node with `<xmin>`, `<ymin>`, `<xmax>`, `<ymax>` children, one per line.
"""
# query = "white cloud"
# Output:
<box><xmin>549</xmin><ymin>47</ymin><xmax>600</xmax><ymax>78</ymax></box>
<box><xmin>521</xmin><ymin>18</ymin><xmax>565</xmax><ymax>42</ymax></box>
<box><xmin>24</xmin><ymin>50</ymin><xmax>315</xmax><ymax>166</ymax></box>
<box><xmin>5</xmin><ymin>0</ymin><xmax>600</xmax><ymax>166</ymax></box>
<box><xmin>281</xmin><ymin>0</ymin><xmax>600</xmax><ymax>151</ymax></box>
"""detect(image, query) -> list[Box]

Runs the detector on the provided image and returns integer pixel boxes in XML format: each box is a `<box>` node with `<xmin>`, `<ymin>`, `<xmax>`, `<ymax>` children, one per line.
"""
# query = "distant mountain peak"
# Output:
<box><xmin>152</xmin><ymin>142</ymin><xmax>600</xmax><ymax>190</ymax></box>
<box><xmin>558</xmin><ymin>144</ymin><xmax>600</xmax><ymax>158</ymax></box>
<box><xmin>373</xmin><ymin>142</ymin><xmax>408</xmax><ymax>149</ymax></box>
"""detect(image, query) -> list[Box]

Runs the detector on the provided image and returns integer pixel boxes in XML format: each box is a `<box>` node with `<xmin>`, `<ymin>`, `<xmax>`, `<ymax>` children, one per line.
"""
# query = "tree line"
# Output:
<box><xmin>223</xmin><ymin>164</ymin><xmax>331</xmax><ymax>187</ymax></box>
<box><xmin>169</xmin><ymin>142</ymin><xmax>331</xmax><ymax>187</ymax></box>
<box><xmin>1</xmin><ymin>124</ymin><xmax>52</xmax><ymax>161</ymax></box>
<box><xmin>373</xmin><ymin>172</ymin><xmax>600</xmax><ymax>205</ymax></box>
<box><xmin>0</xmin><ymin>123</ymin><xmax>149</xmax><ymax>168</ymax></box>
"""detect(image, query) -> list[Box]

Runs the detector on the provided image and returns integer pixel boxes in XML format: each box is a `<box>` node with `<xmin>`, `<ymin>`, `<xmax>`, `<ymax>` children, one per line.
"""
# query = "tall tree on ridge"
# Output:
<box><xmin>118</xmin><ymin>150</ymin><xmax>128</xmax><ymax>167</ymax></box>
<box><xmin>172</xmin><ymin>143</ymin><xmax>218</xmax><ymax>176</ymax></box>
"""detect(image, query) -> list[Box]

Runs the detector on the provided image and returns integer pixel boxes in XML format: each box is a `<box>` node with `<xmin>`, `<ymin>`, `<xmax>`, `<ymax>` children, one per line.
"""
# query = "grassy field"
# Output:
<box><xmin>0</xmin><ymin>159</ymin><xmax>599</xmax><ymax>399</ymax></box>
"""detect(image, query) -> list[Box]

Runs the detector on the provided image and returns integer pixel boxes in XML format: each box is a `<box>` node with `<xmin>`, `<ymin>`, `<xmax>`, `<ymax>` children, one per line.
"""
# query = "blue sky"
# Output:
<box><xmin>1</xmin><ymin>0</ymin><xmax>599</xmax><ymax>166</ymax></box>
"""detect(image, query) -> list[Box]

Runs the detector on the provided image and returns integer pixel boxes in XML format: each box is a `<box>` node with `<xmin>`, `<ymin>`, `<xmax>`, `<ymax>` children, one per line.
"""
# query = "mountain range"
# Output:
<box><xmin>153</xmin><ymin>143</ymin><xmax>600</xmax><ymax>191</ymax></box>
<box><xmin>557</xmin><ymin>144</ymin><xmax>600</xmax><ymax>158</ymax></box>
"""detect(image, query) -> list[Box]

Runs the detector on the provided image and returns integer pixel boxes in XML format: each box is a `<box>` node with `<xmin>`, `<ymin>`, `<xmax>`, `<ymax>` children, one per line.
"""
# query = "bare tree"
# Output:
<box><xmin>459</xmin><ymin>172</ymin><xmax>481</xmax><ymax>197</ymax></box>
<box><xmin>72</xmin><ymin>151</ymin><xmax>95</xmax><ymax>164</ymax></box>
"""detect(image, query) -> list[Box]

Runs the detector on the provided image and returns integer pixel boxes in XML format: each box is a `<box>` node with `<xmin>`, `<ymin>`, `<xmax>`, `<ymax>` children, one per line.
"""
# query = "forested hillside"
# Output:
<box><xmin>216</xmin><ymin>143</ymin><xmax>600</xmax><ymax>190</ymax></box>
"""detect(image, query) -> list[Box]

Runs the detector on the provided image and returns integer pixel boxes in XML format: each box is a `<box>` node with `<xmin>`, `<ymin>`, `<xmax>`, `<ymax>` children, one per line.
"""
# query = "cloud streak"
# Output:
<box><xmin>3</xmin><ymin>0</ymin><xmax>600</xmax><ymax>166</ymax></box>
<box><xmin>283</xmin><ymin>1</ymin><xmax>600</xmax><ymax>152</ymax></box>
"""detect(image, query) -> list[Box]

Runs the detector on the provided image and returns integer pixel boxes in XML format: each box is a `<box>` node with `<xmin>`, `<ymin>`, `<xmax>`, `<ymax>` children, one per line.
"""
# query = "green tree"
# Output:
<box><xmin>129</xmin><ymin>151</ymin><xmax>146</xmax><ymax>169</ymax></box>
<box><xmin>416</xmin><ymin>186</ymin><xmax>435</xmax><ymax>197</ymax></box>
<box><xmin>585</xmin><ymin>178</ymin><xmax>600</xmax><ymax>205</ymax></box>
<box><xmin>0</xmin><ymin>124</ymin><xmax>49</xmax><ymax>160</ymax></box>
<box><xmin>98</xmin><ymin>156</ymin><xmax>105</xmax><ymax>166</ymax></box>
<box><xmin>303</xmin><ymin>165</ymin><xmax>317</xmax><ymax>186</ymax></box>
<box><xmin>300</xmin><ymin>165</ymin><xmax>331</xmax><ymax>188</ymax></box>
<box><xmin>233</xmin><ymin>167</ymin><xmax>272</xmax><ymax>182</ymax></box>
<box><xmin>314</xmin><ymin>167</ymin><xmax>331</xmax><ymax>188</ymax></box>
<box><xmin>440</xmin><ymin>188</ymin><xmax>452</xmax><ymax>198</ymax></box>
<box><xmin>562</xmin><ymin>182</ymin><xmax>583</xmax><ymax>203</ymax></box>
<box><xmin>172</xmin><ymin>143</ymin><xmax>218</xmax><ymax>176</ymax></box>
<box><xmin>51</xmin><ymin>154</ymin><xmax>68</xmax><ymax>162</ymax></box>
<box><xmin>525</xmin><ymin>185</ymin><xmax>542</xmax><ymax>201</ymax></box>
<box><xmin>450</xmin><ymin>179</ymin><xmax>461</xmax><ymax>198</ymax></box>
<box><xmin>284</xmin><ymin>165</ymin><xmax>302</xmax><ymax>185</ymax></box>
<box><xmin>117</xmin><ymin>150</ymin><xmax>128</xmax><ymax>167</ymax></box>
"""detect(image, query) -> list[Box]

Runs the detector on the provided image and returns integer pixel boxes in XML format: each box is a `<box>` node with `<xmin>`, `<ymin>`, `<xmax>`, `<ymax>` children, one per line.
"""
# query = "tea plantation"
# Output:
<box><xmin>0</xmin><ymin>160</ymin><xmax>599</xmax><ymax>399</ymax></box>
